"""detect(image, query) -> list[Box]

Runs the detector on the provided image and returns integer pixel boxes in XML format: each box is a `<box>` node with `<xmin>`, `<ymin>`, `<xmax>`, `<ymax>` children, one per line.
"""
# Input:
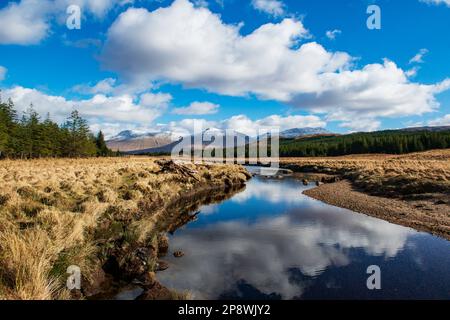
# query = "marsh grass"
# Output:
<box><xmin>0</xmin><ymin>157</ymin><xmax>249</xmax><ymax>299</ymax></box>
<box><xmin>282</xmin><ymin>149</ymin><xmax>450</xmax><ymax>197</ymax></box>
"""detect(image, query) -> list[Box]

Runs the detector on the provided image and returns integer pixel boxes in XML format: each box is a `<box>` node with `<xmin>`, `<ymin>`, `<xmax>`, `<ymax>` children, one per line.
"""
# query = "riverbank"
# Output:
<box><xmin>280</xmin><ymin>149</ymin><xmax>450</xmax><ymax>241</ymax></box>
<box><xmin>0</xmin><ymin>157</ymin><xmax>250</xmax><ymax>299</ymax></box>
<box><xmin>304</xmin><ymin>181</ymin><xmax>450</xmax><ymax>240</ymax></box>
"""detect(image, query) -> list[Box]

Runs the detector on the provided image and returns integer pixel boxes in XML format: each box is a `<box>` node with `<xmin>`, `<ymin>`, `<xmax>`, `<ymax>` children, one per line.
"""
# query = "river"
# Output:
<box><xmin>156</xmin><ymin>168</ymin><xmax>450</xmax><ymax>300</ymax></box>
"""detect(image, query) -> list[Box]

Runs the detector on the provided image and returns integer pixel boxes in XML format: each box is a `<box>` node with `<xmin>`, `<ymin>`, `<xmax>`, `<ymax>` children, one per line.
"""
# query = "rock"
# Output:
<box><xmin>69</xmin><ymin>289</ymin><xmax>83</xmax><ymax>300</ymax></box>
<box><xmin>132</xmin><ymin>272</ymin><xmax>156</xmax><ymax>287</ymax></box>
<box><xmin>242</xmin><ymin>170</ymin><xmax>252</xmax><ymax>180</ymax></box>
<box><xmin>302</xmin><ymin>179</ymin><xmax>309</xmax><ymax>186</ymax></box>
<box><xmin>136</xmin><ymin>281</ymin><xmax>173</xmax><ymax>300</ymax></box>
<box><xmin>315</xmin><ymin>181</ymin><xmax>323</xmax><ymax>186</ymax></box>
<box><xmin>156</xmin><ymin>260</ymin><xmax>169</xmax><ymax>271</ymax></box>
<box><xmin>81</xmin><ymin>268</ymin><xmax>111</xmax><ymax>298</ymax></box>
<box><xmin>173</xmin><ymin>250</ymin><xmax>184</xmax><ymax>258</ymax></box>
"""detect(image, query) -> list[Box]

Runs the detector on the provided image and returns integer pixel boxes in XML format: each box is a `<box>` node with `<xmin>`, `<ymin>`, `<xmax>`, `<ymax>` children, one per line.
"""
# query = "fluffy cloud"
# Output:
<box><xmin>0</xmin><ymin>66</ymin><xmax>7</xmax><ymax>81</ymax></box>
<box><xmin>291</xmin><ymin>60</ymin><xmax>447</xmax><ymax>119</ymax></box>
<box><xmin>1</xmin><ymin>82</ymin><xmax>323</xmax><ymax>137</ymax></box>
<box><xmin>0</xmin><ymin>0</ymin><xmax>51</xmax><ymax>45</ymax></box>
<box><xmin>161</xmin><ymin>118</ymin><xmax>217</xmax><ymax>138</ymax></box>
<box><xmin>222</xmin><ymin>114</ymin><xmax>326</xmax><ymax>136</ymax></box>
<box><xmin>72</xmin><ymin>78</ymin><xmax>117</xmax><ymax>95</ymax></box>
<box><xmin>72</xmin><ymin>77</ymin><xmax>157</xmax><ymax>97</ymax></box>
<box><xmin>101</xmin><ymin>0</ymin><xmax>311</xmax><ymax>100</ymax></box>
<box><xmin>139</xmin><ymin>92</ymin><xmax>172</xmax><ymax>108</ymax></box>
<box><xmin>428</xmin><ymin>114</ymin><xmax>450</xmax><ymax>126</ymax></box>
<box><xmin>62</xmin><ymin>0</ymin><xmax>128</xmax><ymax>18</ymax></box>
<box><xmin>0</xmin><ymin>0</ymin><xmax>131</xmax><ymax>45</ymax></box>
<box><xmin>101</xmin><ymin>0</ymin><xmax>449</xmax><ymax>131</ymax></box>
<box><xmin>339</xmin><ymin>118</ymin><xmax>381</xmax><ymax>132</ymax></box>
<box><xmin>251</xmin><ymin>0</ymin><xmax>285</xmax><ymax>17</ymax></box>
<box><xmin>172</xmin><ymin>101</ymin><xmax>219</xmax><ymax>115</ymax></box>
<box><xmin>325</xmin><ymin>29</ymin><xmax>341</xmax><ymax>40</ymax></box>
<box><xmin>0</xmin><ymin>86</ymin><xmax>170</xmax><ymax>136</ymax></box>
<box><xmin>159</xmin><ymin>114</ymin><xmax>326</xmax><ymax>137</ymax></box>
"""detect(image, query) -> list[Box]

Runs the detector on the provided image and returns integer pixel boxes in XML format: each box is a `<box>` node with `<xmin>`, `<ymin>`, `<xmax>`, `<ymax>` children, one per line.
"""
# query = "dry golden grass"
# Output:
<box><xmin>281</xmin><ymin>149</ymin><xmax>450</xmax><ymax>196</ymax></box>
<box><xmin>0</xmin><ymin>157</ymin><xmax>249</xmax><ymax>300</ymax></box>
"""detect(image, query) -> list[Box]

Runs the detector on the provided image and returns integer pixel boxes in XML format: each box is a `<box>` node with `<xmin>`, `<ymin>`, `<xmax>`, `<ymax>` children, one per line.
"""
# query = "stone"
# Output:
<box><xmin>136</xmin><ymin>281</ymin><xmax>173</xmax><ymax>300</ymax></box>
<box><xmin>156</xmin><ymin>260</ymin><xmax>169</xmax><ymax>271</ymax></box>
<box><xmin>173</xmin><ymin>250</ymin><xmax>184</xmax><ymax>258</ymax></box>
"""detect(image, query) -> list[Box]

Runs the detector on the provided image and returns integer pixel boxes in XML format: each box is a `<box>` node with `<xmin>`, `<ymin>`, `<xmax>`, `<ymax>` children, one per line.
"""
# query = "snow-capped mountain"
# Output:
<box><xmin>279</xmin><ymin>127</ymin><xmax>331</xmax><ymax>139</ymax></box>
<box><xmin>106</xmin><ymin>128</ymin><xmax>251</xmax><ymax>154</ymax></box>
<box><xmin>106</xmin><ymin>130</ymin><xmax>174</xmax><ymax>152</ymax></box>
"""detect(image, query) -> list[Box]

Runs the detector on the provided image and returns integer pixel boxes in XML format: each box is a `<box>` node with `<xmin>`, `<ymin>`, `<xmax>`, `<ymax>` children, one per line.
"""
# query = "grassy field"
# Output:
<box><xmin>281</xmin><ymin>149</ymin><xmax>450</xmax><ymax>240</ymax></box>
<box><xmin>281</xmin><ymin>149</ymin><xmax>450</xmax><ymax>198</ymax></box>
<box><xmin>0</xmin><ymin>157</ymin><xmax>250</xmax><ymax>299</ymax></box>
<box><xmin>1</xmin><ymin>150</ymin><xmax>448</xmax><ymax>299</ymax></box>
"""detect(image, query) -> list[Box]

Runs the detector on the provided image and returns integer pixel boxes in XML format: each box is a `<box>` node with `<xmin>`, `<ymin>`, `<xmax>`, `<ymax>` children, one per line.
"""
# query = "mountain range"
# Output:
<box><xmin>106</xmin><ymin>126</ymin><xmax>450</xmax><ymax>154</ymax></box>
<box><xmin>106</xmin><ymin>130</ymin><xmax>173</xmax><ymax>153</ymax></box>
<box><xmin>279</xmin><ymin>127</ymin><xmax>331</xmax><ymax>138</ymax></box>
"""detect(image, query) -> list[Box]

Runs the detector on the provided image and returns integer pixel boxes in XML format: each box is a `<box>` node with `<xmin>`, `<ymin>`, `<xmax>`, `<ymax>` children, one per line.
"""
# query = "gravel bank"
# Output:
<box><xmin>303</xmin><ymin>180</ymin><xmax>450</xmax><ymax>241</ymax></box>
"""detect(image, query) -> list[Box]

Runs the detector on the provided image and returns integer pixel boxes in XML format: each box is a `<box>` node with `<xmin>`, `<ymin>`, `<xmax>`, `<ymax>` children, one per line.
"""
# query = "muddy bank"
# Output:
<box><xmin>81</xmin><ymin>165</ymin><xmax>249</xmax><ymax>300</ymax></box>
<box><xmin>303</xmin><ymin>180</ymin><xmax>450</xmax><ymax>241</ymax></box>
<box><xmin>278</xmin><ymin>152</ymin><xmax>450</xmax><ymax>241</ymax></box>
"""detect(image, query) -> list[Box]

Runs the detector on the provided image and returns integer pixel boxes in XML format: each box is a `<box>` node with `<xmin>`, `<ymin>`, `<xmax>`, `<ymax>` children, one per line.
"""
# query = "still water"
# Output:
<box><xmin>158</xmin><ymin>169</ymin><xmax>450</xmax><ymax>300</ymax></box>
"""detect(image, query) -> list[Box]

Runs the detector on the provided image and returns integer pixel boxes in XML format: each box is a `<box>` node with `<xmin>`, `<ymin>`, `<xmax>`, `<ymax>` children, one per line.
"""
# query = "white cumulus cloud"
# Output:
<box><xmin>100</xmin><ymin>0</ymin><xmax>450</xmax><ymax>132</ymax></box>
<box><xmin>0</xmin><ymin>0</ymin><xmax>132</xmax><ymax>45</ymax></box>
<box><xmin>173</xmin><ymin>101</ymin><xmax>219</xmax><ymax>115</ymax></box>
<box><xmin>428</xmin><ymin>114</ymin><xmax>450</xmax><ymax>126</ymax></box>
<box><xmin>159</xmin><ymin>114</ymin><xmax>326</xmax><ymax>137</ymax></box>
<box><xmin>251</xmin><ymin>0</ymin><xmax>285</xmax><ymax>17</ymax></box>
<box><xmin>0</xmin><ymin>0</ymin><xmax>51</xmax><ymax>45</ymax></box>
<box><xmin>0</xmin><ymin>86</ymin><xmax>170</xmax><ymax>136</ymax></box>
<box><xmin>222</xmin><ymin>114</ymin><xmax>326</xmax><ymax>136</ymax></box>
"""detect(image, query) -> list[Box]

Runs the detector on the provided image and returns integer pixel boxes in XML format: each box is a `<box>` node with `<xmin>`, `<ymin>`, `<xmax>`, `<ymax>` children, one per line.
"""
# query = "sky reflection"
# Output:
<box><xmin>158</xmin><ymin>176</ymin><xmax>450</xmax><ymax>300</ymax></box>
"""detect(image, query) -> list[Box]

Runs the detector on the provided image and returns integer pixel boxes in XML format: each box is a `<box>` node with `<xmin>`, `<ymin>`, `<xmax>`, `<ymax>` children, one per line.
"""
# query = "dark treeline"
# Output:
<box><xmin>0</xmin><ymin>97</ymin><xmax>115</xmax><ymax>159</ymax></box>
<box><xmin>279</xmin><ymin>130</ymin><xmax>450</xmax><ymax>157</ymax></box>
<box><xmin>156</xmin><ymin>130</ymin><xmax>450</xmax><ymax>159</ymax></box>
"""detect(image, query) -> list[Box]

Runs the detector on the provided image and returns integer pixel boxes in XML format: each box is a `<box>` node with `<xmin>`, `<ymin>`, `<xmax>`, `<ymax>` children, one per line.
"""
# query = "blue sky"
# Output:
<box><xmin>0</xmin><ymin>0</ymin><xmax>450</xmax><ymax>137</ymax></box>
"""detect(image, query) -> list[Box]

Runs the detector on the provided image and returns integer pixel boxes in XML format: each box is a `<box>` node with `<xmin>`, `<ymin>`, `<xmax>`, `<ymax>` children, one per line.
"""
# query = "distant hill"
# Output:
<box><xmin>400</xmin><ymin>126</ymin><xmax>450</xmax><ymax>132</ymax></box>
<box><xmin>280</xmin><ymin>127</ymin><xmax>331</xmax><ymax>138</ymax></box>
<box><xmin>107</xmin><ymin>126</ymin><xmax>450</xmax><ymax>156</ymax></box>
<box><xmin>279</xmin><ymin>128</ymin><xmax>450</xmax><ymax>157</ymax></box>
<box><xmin>108</xmin><ymin>128</ymin><xmax>251</xmax><ymax>155</ymax></box>
<box><xmin>106</xmin><ymin>130</ymin><xmax>173</xmax><ymax>153</ymax></box>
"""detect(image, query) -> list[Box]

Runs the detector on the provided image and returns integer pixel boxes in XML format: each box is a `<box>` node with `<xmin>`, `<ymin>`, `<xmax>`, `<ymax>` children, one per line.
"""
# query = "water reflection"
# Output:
<box><xmin>158</xmin><ymin>176</ymin><xmax>450</xmax><ymax>300</ymax></box>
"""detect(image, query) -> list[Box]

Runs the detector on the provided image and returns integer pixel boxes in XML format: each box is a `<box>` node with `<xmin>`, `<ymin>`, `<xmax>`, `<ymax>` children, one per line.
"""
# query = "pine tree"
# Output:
<box><xmin>95</xmin><ymin>130</ymin><xmax>110</xmax><ymax>156</ymax></box>
<box><xmin>19</xmin><ymin>104</ymin><xmax>43</xmax><ymax>158</ymax></box>
<box><xmin>62</xmin><ymin>110</ymin><xmax>97</xmax><ymax>157</ymax></box>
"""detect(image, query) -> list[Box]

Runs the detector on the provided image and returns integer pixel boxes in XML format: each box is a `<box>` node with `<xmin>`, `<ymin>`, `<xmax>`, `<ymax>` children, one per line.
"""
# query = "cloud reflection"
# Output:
<box><xmin>158</xmin><ymin>177</ymin><xmax>414</xmax><ymax>299</ymax></box>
